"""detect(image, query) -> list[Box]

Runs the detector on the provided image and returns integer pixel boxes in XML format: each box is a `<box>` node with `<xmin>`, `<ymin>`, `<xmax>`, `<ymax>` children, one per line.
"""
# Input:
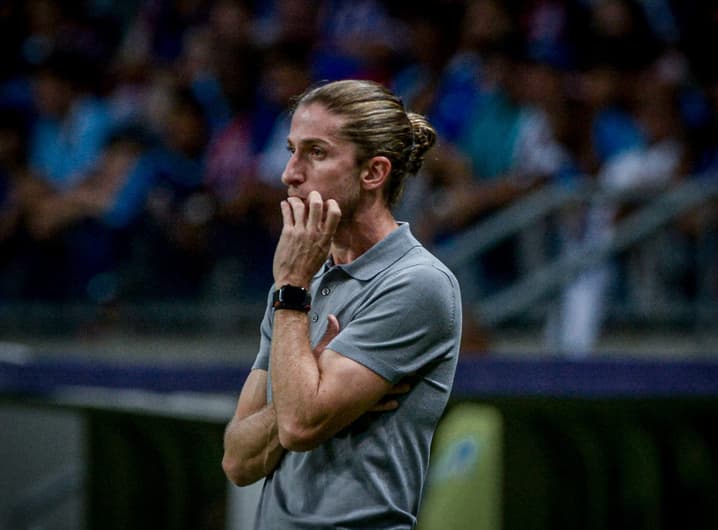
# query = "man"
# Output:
<box><xmin>222</xmin><ymin>79</ymin><xmax>462</xmax><ymax>529</ymax></box>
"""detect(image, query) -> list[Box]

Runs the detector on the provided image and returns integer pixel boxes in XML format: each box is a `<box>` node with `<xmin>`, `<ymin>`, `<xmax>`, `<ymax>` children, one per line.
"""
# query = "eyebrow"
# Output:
<box><xmin>287</xmin><ymin>137</ymin><xmax>332</xmax><ymax>147</ymax></box>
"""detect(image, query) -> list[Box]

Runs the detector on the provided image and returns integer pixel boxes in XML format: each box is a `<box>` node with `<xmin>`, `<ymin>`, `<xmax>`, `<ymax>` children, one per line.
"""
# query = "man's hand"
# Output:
<box><xmin>370</xmin><ymin>380</ymin><xmax>412</xmax><ymax>411</ymax></box>
<box><xmin>313</xmin><ymin>314</ymin><xmax>341</xmax><ymax>359</ymax></box>
<box><xmin>273</xmin><ymin>190</ymin><xmax>341</xmax><ymax>287</ymax></box>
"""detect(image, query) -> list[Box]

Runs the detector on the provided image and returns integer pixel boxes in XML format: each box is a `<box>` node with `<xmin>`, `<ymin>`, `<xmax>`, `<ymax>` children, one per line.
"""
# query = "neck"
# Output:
<box><xmin>331</xmin><ymin>203</ymin><xmax>397</xmax><ymax>265</ymax></box>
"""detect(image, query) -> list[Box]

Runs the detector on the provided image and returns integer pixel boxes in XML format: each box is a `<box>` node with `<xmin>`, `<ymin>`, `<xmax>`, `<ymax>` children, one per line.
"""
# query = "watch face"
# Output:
<box><xmin>273</xmin><ymin>285</ymin><xmax>311</xmax><ymax>311</ymax></box>
<box><xmin>281</xmin><ymin>286</ymin><xmax>307</xmax><ymax>305</ymax></box>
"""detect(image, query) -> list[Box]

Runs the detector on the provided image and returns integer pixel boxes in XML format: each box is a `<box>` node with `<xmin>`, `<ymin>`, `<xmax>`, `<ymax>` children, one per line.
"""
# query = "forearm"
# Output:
<box><xmin>222</xmin><ymin>404</ymin><xmax>284</xmax><ymax>486</ymax></box>
<box><xmin>270</xmin><ymin>310</ymin><xmax>325</xmax><ymax>444</ymax></box>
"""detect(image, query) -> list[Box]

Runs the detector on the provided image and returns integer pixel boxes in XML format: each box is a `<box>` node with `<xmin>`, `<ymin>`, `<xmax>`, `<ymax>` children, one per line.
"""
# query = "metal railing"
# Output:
<box><xmin>436</xmin><ymin>176</ymin><xmax>718</xmax><ymax>327</ymax></box>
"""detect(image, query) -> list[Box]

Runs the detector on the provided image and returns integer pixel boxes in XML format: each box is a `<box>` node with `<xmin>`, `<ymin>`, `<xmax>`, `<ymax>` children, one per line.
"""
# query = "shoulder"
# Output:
<box><xmin>393</xmin><ymin>246</ymin><xmax>460</xmax><ymax>292</ymax></box>
<box><xmin>375</xmin><ymin>250</ymin><xmax>461</xmax><ymax>324</ymax></box>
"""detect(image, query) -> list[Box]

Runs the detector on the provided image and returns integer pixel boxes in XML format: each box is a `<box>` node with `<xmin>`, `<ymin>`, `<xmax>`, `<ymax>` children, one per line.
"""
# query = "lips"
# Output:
<box><xmin>287</xmin><ymin>192</ymin><xmax>308</xmax><ymax>204</ymax></box>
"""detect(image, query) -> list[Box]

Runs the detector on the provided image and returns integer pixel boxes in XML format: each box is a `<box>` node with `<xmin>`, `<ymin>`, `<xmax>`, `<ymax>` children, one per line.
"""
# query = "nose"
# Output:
<box><xmin>281</xmin><ymin>152</ymin><xmax>305</xmax><ymax>187</ymax></box>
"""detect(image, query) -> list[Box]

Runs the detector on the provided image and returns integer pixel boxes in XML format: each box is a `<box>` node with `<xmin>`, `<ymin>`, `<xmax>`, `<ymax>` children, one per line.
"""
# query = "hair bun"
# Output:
<box><xmin>406</xmin><ymin>112</ymin><xmax>437</xmax><ymax>175</ymax></box>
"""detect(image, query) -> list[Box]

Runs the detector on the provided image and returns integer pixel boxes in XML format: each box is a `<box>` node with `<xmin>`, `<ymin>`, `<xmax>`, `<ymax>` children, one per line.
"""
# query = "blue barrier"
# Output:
<box><xmin>0</xmin><ymin>355</ymin><xmax>249</xmax><ymax>395</ymax></box>
<box><xmin>2</xmin><ymin>354</ymin><xmax>718</xmax><ymax>397</ymax></box>
<box><xmin>452</xmin><ymin>357</ymin><xmax>718</xmax><ymax>398</ymax></box>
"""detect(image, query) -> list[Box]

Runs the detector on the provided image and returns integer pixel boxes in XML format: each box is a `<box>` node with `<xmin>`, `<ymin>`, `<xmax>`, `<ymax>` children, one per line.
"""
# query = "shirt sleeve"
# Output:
<box><xmin>326</xmin><ymin>263</ymin><xmax>461</xmax><ymax>384</ymax></box>
<box><xmin>251</xmin><ymin>286</ymin><xmax>276</xmax><ymax>371</ymax></box>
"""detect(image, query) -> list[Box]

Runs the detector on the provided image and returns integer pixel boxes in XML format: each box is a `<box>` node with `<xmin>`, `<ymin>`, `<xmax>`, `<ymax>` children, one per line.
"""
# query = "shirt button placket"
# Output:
<box><xmin>312</xmin><ymin>285</ymin><xmax>330</xmax><ymax>323</ymax></box>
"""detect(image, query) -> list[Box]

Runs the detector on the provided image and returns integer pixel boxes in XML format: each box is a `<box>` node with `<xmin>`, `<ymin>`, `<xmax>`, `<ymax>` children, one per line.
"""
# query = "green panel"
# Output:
<box><xmin>418</xmin><ymin>403</ymin><xmax>503</xmax><ymax>530</ymax></box>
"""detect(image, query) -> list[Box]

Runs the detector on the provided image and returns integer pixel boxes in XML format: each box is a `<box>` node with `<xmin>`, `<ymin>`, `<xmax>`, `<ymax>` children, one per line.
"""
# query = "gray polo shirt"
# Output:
<box><xmin>251</xmin><ymin>223</ymin><xmax>462</xmax><ymax>529</ymax></box>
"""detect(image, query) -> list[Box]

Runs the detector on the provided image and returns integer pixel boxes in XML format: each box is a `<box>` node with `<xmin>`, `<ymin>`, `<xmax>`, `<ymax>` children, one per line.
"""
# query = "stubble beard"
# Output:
<box><xmin>335</xmin><ymin>173</ymin><xmax>362</xmax><ymax>230</ymax></box>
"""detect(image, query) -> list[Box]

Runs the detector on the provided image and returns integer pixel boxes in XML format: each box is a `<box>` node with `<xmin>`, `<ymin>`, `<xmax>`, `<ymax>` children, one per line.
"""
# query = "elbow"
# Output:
<box><xmin>222</xmin><ymin>453</ymin><xmax>259</xmax><ymax>487</ymax></box>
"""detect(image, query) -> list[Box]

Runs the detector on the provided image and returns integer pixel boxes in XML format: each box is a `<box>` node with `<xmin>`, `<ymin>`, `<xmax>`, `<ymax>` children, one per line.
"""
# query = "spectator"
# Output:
<box><xmin>420</xmin><ymin>43</ymin><xmax>562</xmax><ymax>291</ymax></box>
<box><xmin>548</xmin><ymin>53</ymin><xmax>686</xmax><ymax>356</ymax></box>
<box><xmin>137</xmin><ymin>87</ymin><xmax>211</xmax><ymax>300</ymax></box>
<box><xmin>312</xmin><ymin>0</ymin><xmax>404</xmax><ymax>83</ymax></box>
<box><xmin>179</xmin><ymin>0</ymin><xmax>260</xmax><ymax>135</ymax></box>
<box><xmin>251</xmin><ymin>0</ymin><xmax>319</xmax><ymax>50</ymax></box>
<box><xmin>28</xmin><ymin>50</ymin><xmax>114</xmax><ymax>191</ymax></box>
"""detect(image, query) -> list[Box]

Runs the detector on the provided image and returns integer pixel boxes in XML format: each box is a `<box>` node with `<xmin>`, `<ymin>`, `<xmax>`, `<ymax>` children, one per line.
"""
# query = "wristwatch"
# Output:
<box><xmin>272</xmin><ymin>284</ymin><xmax>312</xmax><ymax>312</ymax></box>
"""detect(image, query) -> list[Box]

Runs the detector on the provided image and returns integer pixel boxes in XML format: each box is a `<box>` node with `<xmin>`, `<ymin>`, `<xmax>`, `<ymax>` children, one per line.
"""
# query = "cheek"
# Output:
<box><xmin>334</xmin><ymin>167</ymin><xmax>362</xmax><ymax>204</ymax></box>
<box><xmin>315</xmin><ymin>160</ymin><xmax>356</xmax><ymax>189</ymax></box>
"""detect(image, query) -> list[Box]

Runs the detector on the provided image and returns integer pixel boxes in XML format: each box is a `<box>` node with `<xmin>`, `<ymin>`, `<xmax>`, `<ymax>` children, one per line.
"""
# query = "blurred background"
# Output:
<box><xmin>1</xmin><ymin>0</ymin><xmax>717</xmax><ymax>529</ymax></box>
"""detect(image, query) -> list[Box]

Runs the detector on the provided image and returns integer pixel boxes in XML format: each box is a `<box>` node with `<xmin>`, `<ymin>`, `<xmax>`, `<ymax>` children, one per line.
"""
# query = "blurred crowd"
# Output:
<box><xmin>0</xmin><ymin>0</ymin><xmax>717</xmax><ymax>350</ymax></box>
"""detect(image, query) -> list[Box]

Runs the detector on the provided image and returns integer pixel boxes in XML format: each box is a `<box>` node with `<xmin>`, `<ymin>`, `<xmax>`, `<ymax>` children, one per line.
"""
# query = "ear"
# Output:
<box><xmin>360</xmin><ymin>156</ymin><xmax>391</xmax><ymax>192</ymax></box>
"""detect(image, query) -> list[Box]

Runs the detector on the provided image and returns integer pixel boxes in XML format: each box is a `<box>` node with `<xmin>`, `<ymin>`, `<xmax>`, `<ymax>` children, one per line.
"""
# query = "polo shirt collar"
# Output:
<box><xmin>318</xmin><ymin>223</ymin><xmax>420</xmax><ymax>281</ymax></box>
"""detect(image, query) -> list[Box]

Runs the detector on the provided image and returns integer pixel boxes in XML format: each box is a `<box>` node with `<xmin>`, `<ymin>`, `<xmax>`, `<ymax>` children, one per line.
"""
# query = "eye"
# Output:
<box><xmin>310</xmin><ymin>146</ymin><xmax>325</xmax><ymax>158</ymax></box>
<box><xmin>286</xmin><ymin>145</ymin><xmax>295</xmax><ymax>155</ymax></box>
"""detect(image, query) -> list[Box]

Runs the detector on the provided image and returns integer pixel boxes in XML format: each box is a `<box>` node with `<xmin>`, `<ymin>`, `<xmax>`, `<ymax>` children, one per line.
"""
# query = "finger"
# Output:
<box><xmin>323</xmin><ymin>199</ymin><xmax>341</xmax><ymax>235</ymax></box>
<box><xmin>370</xmin><ymin>400</ymin><xmax>399</xmax><ymax>412</ymax></box>
<box><xmin>286</xmin><ymin>196</ymin><xmax>306</xmax><ymax>226</ymax></box>
<box><xmin>280</xmin><ymin>200</ymin><xmax>293</xmax><ymax>227</ymax></box>
<box><xmin>307</xmin><ymin>191</ymin><xmax>323</xmax><ymax>231</ymax></box>
<box><xmin>385</xmin><ymin>382</ymin><xmax>412</xmax><ymax>395</ymax></box>
<box><xmin>326</xmin><ymin>314</ymin><xmax>340</xmax><ymax>336</ymax></box>
<box><xmin>312</xmin><ymin>314</ymin><xmax>341</xmax><ymax>357</ymax></box>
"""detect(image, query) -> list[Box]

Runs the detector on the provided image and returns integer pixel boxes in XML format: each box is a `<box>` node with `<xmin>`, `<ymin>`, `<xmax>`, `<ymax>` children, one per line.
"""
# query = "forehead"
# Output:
<box><xmin>288</xmin><ymin>103</ymin><xmax>347</xmax><ymax>144</ymax></box>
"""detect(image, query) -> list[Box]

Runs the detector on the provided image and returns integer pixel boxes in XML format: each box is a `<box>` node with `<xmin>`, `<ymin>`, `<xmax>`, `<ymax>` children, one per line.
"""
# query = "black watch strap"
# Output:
<box><xmin>272</xmin><ymin>284</ymin><xmax>311</xmax><ymax>312</ymax></box>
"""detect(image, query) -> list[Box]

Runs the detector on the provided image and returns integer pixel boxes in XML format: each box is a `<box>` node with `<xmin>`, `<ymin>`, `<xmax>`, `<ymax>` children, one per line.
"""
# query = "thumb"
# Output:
<box><xmin>313</xmin><ymin>314</ymin><xmax>340</xmax><ymax>357</ymax></box>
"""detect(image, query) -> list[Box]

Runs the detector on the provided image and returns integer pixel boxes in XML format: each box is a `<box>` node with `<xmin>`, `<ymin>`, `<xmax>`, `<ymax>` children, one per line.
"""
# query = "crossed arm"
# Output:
<box><xmin>221</xmin><ymin>370</ymin><xmax>283</xmax><ymax>487</ymax></box>
<box><xmin>222</xmin><ymin>314</ymin><xmax>409</xmax><ymax>486</ymax></box>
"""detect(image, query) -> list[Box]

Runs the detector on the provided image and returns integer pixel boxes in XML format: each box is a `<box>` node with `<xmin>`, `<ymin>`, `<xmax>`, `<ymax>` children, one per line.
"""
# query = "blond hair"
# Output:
<box><xmin>293</xmin><ymin>79</ymin><xmax>436</xmax><ymax>207</ymax></box>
